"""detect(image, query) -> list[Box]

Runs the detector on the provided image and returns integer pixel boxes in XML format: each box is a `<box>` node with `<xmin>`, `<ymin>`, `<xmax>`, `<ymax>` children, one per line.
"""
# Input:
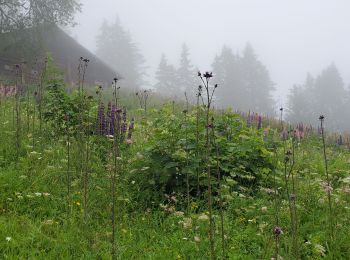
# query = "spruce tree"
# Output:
<box><xmin>313</xmin><ymin>64</ymin><xmax>347</xmax><ymax>130</ymax></box>
<box><xmin>212</xmin><ymin>44</ymin><xmax>275</xmax><ymax>114</ymax></box>
<box><xmin>287</xmin><ymin>73</ymin><xmax>314</xmax><ymax>124</ymax></box>
<box><xmin>177</xmin><ymin>43</ymin><xmax>196</xmax><ymax>96</ymax></box>
<box><xmin>240</xmin><ymin>43</ymin><xmax>275</xmax><ymax>114</ymax></box>
<box><xmin>287</xmin><ymin>65</ymin><xmax>348</xmax><ymax>131</ymax></box>
<box><xmin>96</xmin><ymin>17</ymin><xmax>146</xmax><ymax>89</ymax></box>
<box><xmin>212</xmin><ymin>46</ymin><xmax>246</xmax><ymax>110</ymax></box>
<box><xmin>154</xmin><ymin>54</ymin><xmax>178</xmax><ymax>98</ymax></box>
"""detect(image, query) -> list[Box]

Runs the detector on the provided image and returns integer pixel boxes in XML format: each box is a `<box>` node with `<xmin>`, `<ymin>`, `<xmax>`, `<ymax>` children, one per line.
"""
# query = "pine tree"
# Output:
<box><xmin>313</xmin><ymin>64</ymin><xmax>347</xmax><ymax>130</ymax></box>
<box><xmin>240</xmin><ymin>43</ymin><xmax>275</xmax><ymax>114</ymax></box>
<box><xmin>287</xmin><ymin>65</ymin><xmax>348</xmax><ymax>131</ymax></box>
<box><xmin>212</xmin><ymin>44</ymin><xmax>275</xmax><ymax>114</ymax></box>
<box><xmin>96</xmin><ymin>18</ymin><xmax>146</xmax><ymax>88</ymax></box>
<box><xmin>177</xmin><ymin>43</ymin><xmax>196</xmax><ymax>96</ymax></box>
<box><xmin>154</xmin><ymin>54</ymin><xmax>178</xmax><ymax>97</ymax></box>
<box><xmin>212</xmin><ymin>46</ymin><xmax>246</xmax><ymax>110</ymax></box>
<box><xmin>287</xmin><ymin>73</ymin><xmax>314</xmax><ymax>124</ymax></box>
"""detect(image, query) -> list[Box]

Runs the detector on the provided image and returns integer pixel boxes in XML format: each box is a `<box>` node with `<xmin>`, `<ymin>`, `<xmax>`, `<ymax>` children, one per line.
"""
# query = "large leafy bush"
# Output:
<box><xmin>128</xmin><ymin>106</ymin><xmax>274</xmax><ymax>206</ymax></box>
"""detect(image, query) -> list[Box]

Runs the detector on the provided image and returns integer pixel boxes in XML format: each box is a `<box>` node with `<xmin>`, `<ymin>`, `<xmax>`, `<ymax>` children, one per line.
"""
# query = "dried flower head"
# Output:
<box><xmin>273</xmin><ymin>226</ymin><xmax>282</xmax><ymax>236</ymax></box>
<box><xmin>203</xmin><ymin>72</ymin><xmax>213</xmax><ymax>79</ymax></box>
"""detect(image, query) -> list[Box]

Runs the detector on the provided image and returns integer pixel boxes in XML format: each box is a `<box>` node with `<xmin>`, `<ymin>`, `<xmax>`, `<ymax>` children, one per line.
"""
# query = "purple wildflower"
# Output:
<box><xmin>109</xmin><ymin>105</ymin><xmax>116</xmax><ymax>136</ymax></box>
<box><xmin>257</xmin><ymin>115</ymin><xmax>262</xmax><ymax>129</ymax></box>
<box><xmin>96</xmin><ymin>102</ymin><xmax>106</xmax><ymax>135</ymax></box>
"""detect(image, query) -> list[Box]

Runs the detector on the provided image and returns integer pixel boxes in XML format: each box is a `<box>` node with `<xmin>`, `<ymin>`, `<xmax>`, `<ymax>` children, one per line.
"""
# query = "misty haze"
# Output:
<box><xmin>0</xmin><ymin>1</ymin><xmax>349</xmax><ymax>259</ymax></box>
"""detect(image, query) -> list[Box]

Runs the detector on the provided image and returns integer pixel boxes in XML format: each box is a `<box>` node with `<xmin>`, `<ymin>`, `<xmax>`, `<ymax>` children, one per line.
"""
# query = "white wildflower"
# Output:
<box><xmin>198</xmin><ymin>214</ymin><xmax>209</xmax><ymax>221</ymax></box>
<box><xmin>173</xmin><ymin>211</ymin><xmax>184</xmax><ymax>217</ymax></box>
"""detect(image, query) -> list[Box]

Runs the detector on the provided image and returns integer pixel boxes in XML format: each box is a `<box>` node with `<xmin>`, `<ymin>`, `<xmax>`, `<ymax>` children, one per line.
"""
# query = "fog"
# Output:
<box><xmin>71</xmin><ymin>0</ymin><xmax>350</xmax><ymax>105</ymax></box>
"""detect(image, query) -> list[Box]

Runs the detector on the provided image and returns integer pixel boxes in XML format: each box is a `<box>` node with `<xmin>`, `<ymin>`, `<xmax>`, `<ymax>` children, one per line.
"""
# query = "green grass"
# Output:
<box><xmin>1</xmin><ymin>95</ymin><xmax>350</xmax><ymax>259</ymax></box>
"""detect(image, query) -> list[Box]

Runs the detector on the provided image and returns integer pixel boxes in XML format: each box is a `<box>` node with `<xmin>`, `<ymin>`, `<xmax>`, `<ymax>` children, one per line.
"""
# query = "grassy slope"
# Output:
<box><xmin>0</xmin><ymin>98</ymin><xmax>350</xmax><ymax>259</ymax></box>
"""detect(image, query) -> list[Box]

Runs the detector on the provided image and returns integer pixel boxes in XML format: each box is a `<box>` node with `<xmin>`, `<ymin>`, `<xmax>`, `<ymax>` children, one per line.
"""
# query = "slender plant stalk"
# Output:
<box><xmin>32</xmin><ymin>91</ymin><xmax>37</xmax><ymax>148</ymax></box>
<box><xmin>38</xmin><ymin>59</ymin><xmax>47</xmax><ymax>150</ymax></box>
<box><xmin>83</xmin><ymin>133</ymin><xmax>89</xmax><ymax>220</ymax></box>
<box><xmin>272</xmin><ymin>145</ymin><xmax>280</xmax><ymax>260</ymax></box>
<box><xmin>15</xmin><ymin>65</ymin><xmax>21</xmax><ymax>164</ymax></box>
<box><xmin>279</xmin><ymin>107</ymin><xmax>283</xmax><ymax>131</ymax></box>
<box><xmin>111</xmin><ymin>77</ymin><xmax>120</xmax><ymax>260</ymax></box>
<box><xmin>211</xmin><ymin>118</ymin><xmax>225</xmax><ymax>258</ymax></box>
<box><xmin>184</xmin><ymin>92</ymin><xmax>190</xmax><ymax>214</ymax></box>
<box><xmin>319</xmin><ymin>115</ymin><xmax>334</xmax><ymax>252</ymax></box>
<box><xmin>282</xmin><ymin>132</ymin><xmax>298</xmax><ymax>258</ymax></box>
<box><xmin>26</xmin><ymin>84</ymin><xmax>30</xmax><ymax>133</ymax></box>
<box><xmin>66</xmin><ymin>115</ymin><xmax>71</xmax><ymax>212</ymax></box>
<box><xmin>77</xmin><ymin>58</ymin><xmax>89</xmax><ymax>222</ymax></box>
<box><xmin>199</xmin><ymin>72</ymin><xmax>217</xmax><ymax>260</ymax></box>
<box><xmin>289</xmin><ymin>136</ymin><xmax>298</xmax><ymax>258</ymax></box>
<box><xmin>195</xmin><ymin>86</ymin><xmax>202</xmax><ymax>196</ymax></box>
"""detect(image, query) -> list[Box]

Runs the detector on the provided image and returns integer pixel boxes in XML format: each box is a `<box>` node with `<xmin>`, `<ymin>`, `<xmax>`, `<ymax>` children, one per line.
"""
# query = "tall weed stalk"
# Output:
<box><xmin>198</xmin><ymin>71</ymin><xmax>217</xmax><ymax>260</ymax></box>
<box><xmin>319</xmin><ymin>115</ymin><xmax>334</xmax><ymax>254</ymax></box>
<box><xmin>211</xmin><ymin>116</ymin><xmax>225</xmax><ymax>258</ymax></box>
<box><xmin>111</xmin><ymin>77</ymin><xmax>121</xmax><ymax>260</ymax></box>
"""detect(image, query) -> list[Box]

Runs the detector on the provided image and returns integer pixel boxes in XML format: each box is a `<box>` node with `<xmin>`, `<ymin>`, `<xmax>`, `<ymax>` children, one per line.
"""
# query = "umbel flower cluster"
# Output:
<box><xmin>96</xmin><ymin>101</ymin><xmax>134</xmax><ymax>143</ymax></box>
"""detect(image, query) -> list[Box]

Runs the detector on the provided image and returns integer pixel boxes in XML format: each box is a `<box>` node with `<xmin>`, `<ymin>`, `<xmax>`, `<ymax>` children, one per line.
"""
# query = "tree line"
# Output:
<box><xmin>287</xmin><ymin>64</ymin><xmax>350</xmax><ymax>131</ymax></box>
<box><xmin>1</xmin><ymin>3</ymin><xmax>349</xmax><ymax>131</ymax></box>
<box><xmin>99</xmin><ymin>17</ymin><xmax>349</xmax><ymax>131</ymax></box>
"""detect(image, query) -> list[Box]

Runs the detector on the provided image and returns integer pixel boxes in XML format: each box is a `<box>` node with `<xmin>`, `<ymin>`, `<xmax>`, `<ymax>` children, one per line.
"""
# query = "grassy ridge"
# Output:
<box><xmin>1</xmin><ymin>82</ymin><xmax>350</xmax><ymax>259</ymax></box>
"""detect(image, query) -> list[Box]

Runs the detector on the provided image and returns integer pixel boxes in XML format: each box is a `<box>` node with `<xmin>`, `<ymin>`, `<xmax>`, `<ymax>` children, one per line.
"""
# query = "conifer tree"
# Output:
<box><xmin>212</xmin><ymin>46</ymin><xmax>246</xmax><ymax>109</ymax></box>
<box><xmin>287</xmin><ymin>65</ymin><xmax>348</xmax><ymax>131</ymax></box>
<box><xmin>177</xmin><ymin>43</ymin><xmax>196</xmax><ymax>96</ymax></box>
<box><xmin>96</xmin><ymin>18</ymin><xmax>146</xmax><ymax>89</ymax></box>
<box><xmin>240</xmin><ymin>43</ymin><xmax>275</xmax><ymax>114</ymax></box>
<box><xmin>287</xmin><ymin>74</ymin><xmax>314</xmax><ymax>123</ymax></box>
<box><xmin>212</xmin><ymin>44</ymin><xmax>275</xmax><ymax>114</ymax></box>
<box><xmin>154</xmin><ymin>54</ymin><xmax>178</xmax><ymax>98</ymax></box>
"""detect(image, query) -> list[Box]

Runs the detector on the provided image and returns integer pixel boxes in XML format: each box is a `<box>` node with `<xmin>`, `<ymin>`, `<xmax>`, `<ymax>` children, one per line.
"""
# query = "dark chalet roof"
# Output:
<box><xmin>0</xmin><ymin>25</ymin><xmax>120</xmax><ymax>85</ymax></box>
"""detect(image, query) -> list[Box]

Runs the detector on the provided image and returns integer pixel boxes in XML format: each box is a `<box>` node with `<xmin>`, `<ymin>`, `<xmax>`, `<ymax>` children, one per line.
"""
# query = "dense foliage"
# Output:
<box><xmin>0</xmin><ymin>0</ymin><xmax>81</xmax><ymax>33</ymax></box>
<box><xmin>128</xmin><ymin>106</ymin><xmax>273</xmax><ymax>207</ymax></box>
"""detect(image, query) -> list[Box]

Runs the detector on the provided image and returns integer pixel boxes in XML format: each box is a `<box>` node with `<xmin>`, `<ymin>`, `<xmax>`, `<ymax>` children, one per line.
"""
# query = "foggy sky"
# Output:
<box><xmin>71</xmin><ymin>0</ymin><xmax>350</xmax><ymax>105</ymax></box>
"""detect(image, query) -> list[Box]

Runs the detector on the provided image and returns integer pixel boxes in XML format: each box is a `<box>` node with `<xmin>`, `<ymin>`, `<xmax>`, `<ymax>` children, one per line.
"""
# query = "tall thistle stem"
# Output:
<box><xmin>78</xmin><ymin>58</ymin><xmax>90</xmax><ymax>222</ymax></box>
<box><xmin>38</xmin><ymin>59</ymin><xmax>47</xmax><ymax>150</ymax></box>
<box><xmin>195</xmin><ymin>86</ymin><xmax>202</xmax><ymax>196</ymax></box>
<box><xmin>14</xmin><ymin>64</ymin><xmax>21</xmax><ymax>164</ymax></box>
<box><xmin>84</xmin><ymin>109</ymin><xmax>90</xmax><ymax>221</ymax></box>
<box><xmin>65</xmin><ymin>114</ymin><xmax>71</xmax><ymax>213</ymax></box>
<box><xmin>211</xmin><ymin>117</ymin><xmax>225</xmax><ymax>258</ymax></box>
<box><xmin>111</xmin><ymin>77</ymin><xmax>120</xmax><ymax>260</ymax></box>
<box><xmin>289</xmin><ymin>134</ymin><xmax>298</xmax><ymax>258</ymax></box>
<box><xmin>279</xmin><ymin>107</ymin><xmax>283</xmax><ymax>131</ymax></box>
<box><xmin>26</xmin><ymin>83</ymin><xmax>30</xmax><ymax>134</ymax></box>
<box><xmin>319</xmin><ymin>115</ymin><xmax>334</xmax><ymax>250</ymax></box>
<box><xmin>32</xmin><ymin>90</ymin><xmax>37</xmax><ymax>148</ymax></box>
<box><xmin>184</xmin><ymin>92</ymin><xmax>190</xmax><ymax>214</ymax></box>
<box><xmin>198</xmin><ymin>71</ymin><xmax>217</xmax><ymax>260</ymax></box>
<box><xmin>272</xmin><ymin>144</ymin><xmax>280</xmax><ymax>260</ymax></box>
<box><xmin>282</xmin><ymin>128</ymin><xmax>298</xmax><ymax>258</ymax></box>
